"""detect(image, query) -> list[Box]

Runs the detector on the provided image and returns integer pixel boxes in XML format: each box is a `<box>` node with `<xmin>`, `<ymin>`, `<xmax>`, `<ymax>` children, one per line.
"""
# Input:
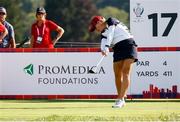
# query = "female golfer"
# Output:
<box><xmin>31</xmin><ymin>7</ymin><xmax>64</xmax><ymax>48</ymax></box>
<box><xmin>89</xmin><ymin>16</ymin><xmax>138</xmax><ymax>108</ymax></box>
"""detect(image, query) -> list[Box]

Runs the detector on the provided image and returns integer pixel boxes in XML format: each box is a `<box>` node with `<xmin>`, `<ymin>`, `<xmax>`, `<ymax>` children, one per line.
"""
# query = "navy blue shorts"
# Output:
<box><xmin>112</xmin><ymin>38</ymin><xmax>138</xmax><ymax>62</ymax></box>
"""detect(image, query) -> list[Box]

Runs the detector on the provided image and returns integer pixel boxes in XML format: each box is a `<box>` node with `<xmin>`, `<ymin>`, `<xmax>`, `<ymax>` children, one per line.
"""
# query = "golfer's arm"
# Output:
<box><xmin>106</xmin><ymin>25</ymin><xmax>115</xmax><ymax>46</ymax></box>
<box><xmin>101</xmin><ymin>38</ymin><xmax>106</xmax><ymax>51</ymax></box>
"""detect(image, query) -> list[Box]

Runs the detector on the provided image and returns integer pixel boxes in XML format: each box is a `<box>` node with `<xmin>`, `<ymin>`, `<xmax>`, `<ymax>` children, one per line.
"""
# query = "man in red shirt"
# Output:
<box><xmin>31</xmin><ymin>7</ymin><xmax>64</xmax><ymax>48</ymax></box>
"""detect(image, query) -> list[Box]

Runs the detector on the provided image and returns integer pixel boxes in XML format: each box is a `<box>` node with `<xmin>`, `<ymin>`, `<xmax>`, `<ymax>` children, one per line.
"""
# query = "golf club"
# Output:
<box><xmin>88</xmin><ymin>55</ymin><xmax>105</xmax><ymax>74</ymax></box>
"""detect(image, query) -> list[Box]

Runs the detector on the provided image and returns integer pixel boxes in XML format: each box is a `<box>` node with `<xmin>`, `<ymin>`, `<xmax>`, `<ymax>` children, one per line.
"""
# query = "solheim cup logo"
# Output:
<box><xmin>133</xmin><ymin>3</ymin><xmax>144</xmax><ymax>18</ymax></box>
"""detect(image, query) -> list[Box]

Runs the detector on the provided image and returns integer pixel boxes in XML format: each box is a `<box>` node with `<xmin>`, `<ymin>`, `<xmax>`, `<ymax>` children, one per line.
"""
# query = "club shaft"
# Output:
<box><xmin>96</xmin><ymin>55</ymin><xmax>105</xmax><ymax>67</ymax></box>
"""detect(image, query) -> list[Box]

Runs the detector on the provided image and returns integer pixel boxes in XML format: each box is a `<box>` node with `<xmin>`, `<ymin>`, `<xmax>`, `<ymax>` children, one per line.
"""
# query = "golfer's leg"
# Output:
<box><xmin>120</xmin><ymin>59</ymin><xmax>134</xmax><ymax>99</ymax></box>
<box><xmin>113</xmin><ymin>61</ymin><xmax>124</xmax><ymax>99</ymax></box>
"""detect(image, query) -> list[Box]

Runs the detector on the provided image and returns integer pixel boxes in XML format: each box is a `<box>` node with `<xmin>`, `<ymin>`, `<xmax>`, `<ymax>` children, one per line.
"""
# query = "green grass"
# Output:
<box><xmin>0</xmin><ymin>99</ymin><xmax>180</xmax><ymax>121</ymax></box>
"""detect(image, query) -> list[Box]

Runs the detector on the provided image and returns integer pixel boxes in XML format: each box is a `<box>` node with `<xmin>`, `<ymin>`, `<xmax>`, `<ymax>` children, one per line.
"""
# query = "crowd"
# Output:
<box><xmin>0</xmin><ymin>7</ymin><xmax>64</xmax><ymax>48</ymax></box>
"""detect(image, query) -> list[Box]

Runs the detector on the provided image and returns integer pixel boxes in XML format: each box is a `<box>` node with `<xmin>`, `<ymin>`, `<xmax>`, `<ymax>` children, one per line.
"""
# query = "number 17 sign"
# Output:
<box><xmin>130</xmin><ymin>0</ymin><xmax>180</xmax><ymax>47</ymax></box>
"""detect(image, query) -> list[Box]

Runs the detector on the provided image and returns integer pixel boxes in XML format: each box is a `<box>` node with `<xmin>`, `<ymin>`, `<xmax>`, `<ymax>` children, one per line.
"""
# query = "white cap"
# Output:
<box><xmin>0</xmin><ymin>7</ymin><xmax>6</xmax><ymax>14</ymax></box>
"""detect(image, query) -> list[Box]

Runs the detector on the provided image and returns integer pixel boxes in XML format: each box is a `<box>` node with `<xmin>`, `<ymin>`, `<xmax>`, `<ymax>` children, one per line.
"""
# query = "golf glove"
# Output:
<box><xmin>102</xmin><ymin>46</ymin><xmax>109</xmax><ymax>56</ymax></box>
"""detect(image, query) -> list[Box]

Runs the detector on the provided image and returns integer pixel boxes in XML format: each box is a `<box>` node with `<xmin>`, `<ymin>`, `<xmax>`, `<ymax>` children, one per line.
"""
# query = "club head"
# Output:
<box><xmin>88</xmin><ymin>66</ymin><xmax>97</xmax><ymax>74</ymax></box>
<box><xmin>88</xmin><ymin>69</ymin><xmax>96</xmax><ymax>74</ymax></box>
<box><xmin>89</xmin><ymin>56</ymin><xmax>105</xmax><ymax>74</ymax></box>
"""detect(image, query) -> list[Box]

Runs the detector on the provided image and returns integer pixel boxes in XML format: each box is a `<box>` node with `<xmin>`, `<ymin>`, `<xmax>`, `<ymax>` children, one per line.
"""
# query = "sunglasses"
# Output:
<box><xmin>37</xmin><ymin>12</ymin><xmax>45</xmax><ymax>15</ymax></box>
<box><xmin>0</xmin><ymin>13</ymin><xmax>6</xmax><ymax>15</ymax></box>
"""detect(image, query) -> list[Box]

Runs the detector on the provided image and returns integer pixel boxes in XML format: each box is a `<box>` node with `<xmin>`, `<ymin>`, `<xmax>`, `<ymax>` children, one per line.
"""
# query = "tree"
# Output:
<box><xmin>96</xmin><ymin>0</ymin><xmax>129</xmax><ymax>13</ymax></box>
<box><xmin>22</xmin><ymin>0</ymin><xmax>45</xmax><ymax>13</ymax></box>
<box><xmin>0</xmin><ymin>0</ymin><xmax>25</xmax><ymax>42</ymax></box>
<box><xmin>45</xmin><ymin>0</ymin><xmax>99</xmax><ymax>42</ymax></box>
<box><xmin>99</xmin><ymin>6</ymin><xmax>129</xmax><ymax>27</ymax></box>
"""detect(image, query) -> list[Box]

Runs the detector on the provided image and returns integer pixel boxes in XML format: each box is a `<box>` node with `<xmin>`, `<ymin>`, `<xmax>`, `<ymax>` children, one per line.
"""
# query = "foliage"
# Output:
<box><xmin>45</xmin><ymin>0</ymin><xmax>99</xmax><ymax>42</ymax></box>
<box><xmin>0</xmin><ymin>0</ymin><xmax>24</xmax><ymax>42</ymax></box>
<box><xmin>99</xmin><ymin>6</ymin><xmax>129</xmax><ymax>27</ymax></box>
<box><xmin>96</xmin><ymin>0</ymin><xmax>129</xmax><ymax>13</ymax></box>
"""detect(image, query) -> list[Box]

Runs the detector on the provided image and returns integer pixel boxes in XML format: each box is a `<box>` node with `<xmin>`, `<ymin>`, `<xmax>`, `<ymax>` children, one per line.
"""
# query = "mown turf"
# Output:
<box><xmin>0</xmin><ymin>99</ymin><xmax>180</xmax><ymax>121</ymax></box>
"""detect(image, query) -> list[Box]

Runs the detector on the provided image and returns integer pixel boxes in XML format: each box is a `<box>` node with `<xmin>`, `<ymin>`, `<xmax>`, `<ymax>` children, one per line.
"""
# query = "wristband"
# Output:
<box><xmin>105</xmin><ymin>45</ymin><xmax>110</xmax><ymax>47</ymax></box>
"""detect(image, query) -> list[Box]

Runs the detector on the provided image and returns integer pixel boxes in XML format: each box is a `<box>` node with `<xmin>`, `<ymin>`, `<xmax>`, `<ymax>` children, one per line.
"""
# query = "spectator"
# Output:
<box><xmin>31</xmin><ymin>7</ymin><xmax>64</xmax><ymax>48</ymax></box>
<box><xmin>0</xmin><ymin>7</ymin><xmax>16</xmax><ymax>48</ymax></box>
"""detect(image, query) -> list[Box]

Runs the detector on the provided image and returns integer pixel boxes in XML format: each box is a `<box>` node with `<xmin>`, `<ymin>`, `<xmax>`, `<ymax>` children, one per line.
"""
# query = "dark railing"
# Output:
<box><xmin>16</xmin><ymin>41</ymin><xmax>100</xmax><ymax>48</ymax></box>
<box><xmin>55</xmin><ymin>42</ymin><xmax>100</xmax><ymax>48</ymax></box>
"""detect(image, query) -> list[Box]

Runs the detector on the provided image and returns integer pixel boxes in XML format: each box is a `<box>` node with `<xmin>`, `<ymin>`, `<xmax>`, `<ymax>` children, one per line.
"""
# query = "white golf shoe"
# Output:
<box><xmin>112</xmin><ymin>99</ymin><xmax>125</xmax><ymax>108</ymax></box>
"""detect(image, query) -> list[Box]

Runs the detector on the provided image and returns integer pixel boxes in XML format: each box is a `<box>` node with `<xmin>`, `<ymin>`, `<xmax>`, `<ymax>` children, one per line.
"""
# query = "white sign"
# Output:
<box><xmin>131</xmin><ymin>52</ymin><xmax>180</xmax><ymax>94</ymax></box>
<box><xmin>130</xmin><ymin>0</ymin><xmax>180</xmax><ymax>47</ymax></box>
<box><xmin>0</xmin><ymin>53</ymin><xmax>116</xmax><ymax>95</ymax></box>
<box><xmin>0</xmin><ymin>52</ymin><xmax>179</xmax><ymax>95</ymax></box>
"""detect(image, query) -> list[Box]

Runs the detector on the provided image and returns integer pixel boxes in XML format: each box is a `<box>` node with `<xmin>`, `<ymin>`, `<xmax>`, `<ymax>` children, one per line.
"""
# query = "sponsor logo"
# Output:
<box><xmin>133</xmin><ymin>3</ymin><xmax>144</xmax><ymax>17</ymax></box>
<box><xmin>133</xmin><ymin>3</ymin><xmax>144</xmax><ymax>22</ymax></box>
<box><xmin>23</xmin><ymin>64</ymin><xmax>105</xmax><ymax>85</ymax></box>
<box><xmin>24</xmin><ymin>64</ymin><xmax>34</xmax><ymax>76</ymax></box>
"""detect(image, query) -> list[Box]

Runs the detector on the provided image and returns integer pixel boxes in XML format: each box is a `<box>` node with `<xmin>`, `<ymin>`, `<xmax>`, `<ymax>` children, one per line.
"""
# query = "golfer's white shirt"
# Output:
<box><xmin>101</xmin><ymin>22</ymin><xmax>133</xmax><ymax>51</ymax></box>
